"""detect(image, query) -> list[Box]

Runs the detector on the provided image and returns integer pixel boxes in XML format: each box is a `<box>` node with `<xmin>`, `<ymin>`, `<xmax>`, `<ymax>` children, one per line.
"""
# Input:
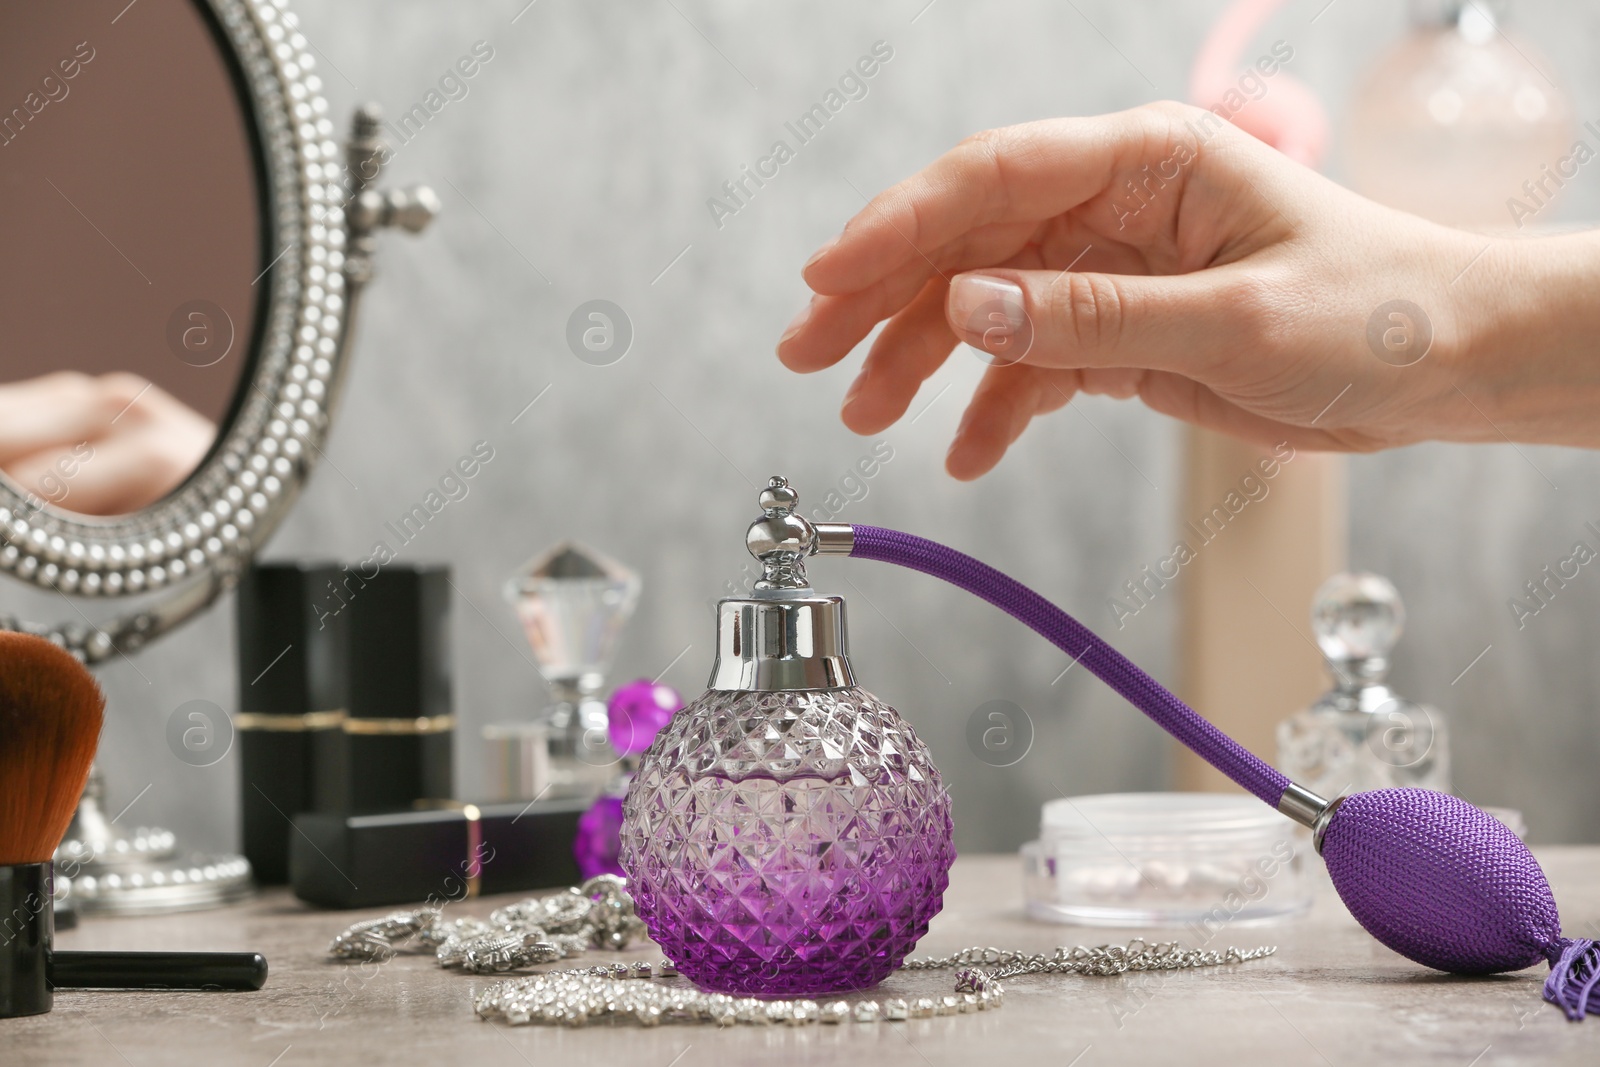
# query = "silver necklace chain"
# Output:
<box><xmin>327</xmin><ymin>878</ymin><xmax>1275</xmax><ymax>1028</ymax></box>
<box><xmin>901</xmin><ymin>940</ymin><xmax>1278</xmax><ymax>980</ymax></box>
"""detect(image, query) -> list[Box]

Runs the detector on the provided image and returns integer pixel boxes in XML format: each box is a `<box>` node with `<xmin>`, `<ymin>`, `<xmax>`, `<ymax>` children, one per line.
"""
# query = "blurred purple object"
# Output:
<box><xmin>573</xmin><ymin>682</ymin><xmax>680</xmax><ymax>880</ymax></box>
<box><xmin>607</xmin><ymin>679</ymin><xmax>681</xmax><ymax>756</ymax></box>
<box><xmin>573</xmin><ymin>795</ymin><xmax>625</xmax><ymax>880</ymax></box>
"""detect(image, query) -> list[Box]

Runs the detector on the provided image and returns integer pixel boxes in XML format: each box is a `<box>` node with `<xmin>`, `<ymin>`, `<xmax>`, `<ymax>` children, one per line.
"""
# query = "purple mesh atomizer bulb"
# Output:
<box><xmin>619</xmin><ymin>479</ymin><xmax>955</xmax><ymax>998</ymax></box>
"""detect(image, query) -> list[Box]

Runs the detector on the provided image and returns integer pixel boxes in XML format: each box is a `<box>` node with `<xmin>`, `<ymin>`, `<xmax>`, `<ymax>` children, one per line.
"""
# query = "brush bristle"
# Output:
<box><xmin>0</xmin><ymin>633</ymin><xmax>104</xmax><ymax>865</ymax></box>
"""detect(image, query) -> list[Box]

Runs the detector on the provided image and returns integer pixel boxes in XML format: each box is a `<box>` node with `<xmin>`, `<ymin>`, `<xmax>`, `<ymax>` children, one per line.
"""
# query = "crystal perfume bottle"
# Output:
<box><xmin>1276</xmin><ymin>572</ymin><xmax>1450</xmax><ymax>798</ymax></box>
<box><xmin>489</xmin><ymin>543</ymin><xmax>640</xmax><ymax>800</ymax></box>
<box><xmin>620</xmin><ymin>479</ymin><xmax>955</xmax><ymax>997</ymax></box>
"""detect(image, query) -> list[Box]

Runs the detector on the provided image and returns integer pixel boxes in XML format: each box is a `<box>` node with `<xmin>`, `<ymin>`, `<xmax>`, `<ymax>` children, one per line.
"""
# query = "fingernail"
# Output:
<box><xmin>948</xmin><ymin>274</ymin><xmax>1026</xmax><ymax>340</ymax></box>
<box><xmin>780</xmin><ymin>298</ymin><xmax>815</xmax><ymax>344</ymax></box>
<box><xmin>804</xmin><ymin>233</ymin><xmax>841</xmax><ymax>270</ymax></box>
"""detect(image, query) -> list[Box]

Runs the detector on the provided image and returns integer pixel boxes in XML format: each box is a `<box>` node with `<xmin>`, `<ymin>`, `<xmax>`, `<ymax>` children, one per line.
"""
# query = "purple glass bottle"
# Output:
<box><xmin>620</xmin><ymin>478</ymin><xmax>955</xmax><ymax>997</ymax></box>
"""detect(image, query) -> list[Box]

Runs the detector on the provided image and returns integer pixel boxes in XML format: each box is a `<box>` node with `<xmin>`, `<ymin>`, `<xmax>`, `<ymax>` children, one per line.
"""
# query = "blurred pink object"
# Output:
<box><xmin>606</xmin><ymin>678</ymin><xmax>682</xmax><ymax>756</ymax></box>
<box><xmin>1344</xmin><ymin>3</ymin><xmax>1573</xmax><ymax>230</ymax></box>
<box><xmin>1189</xmin><ymin>0</ymin><xmax>1329</xmax><ymax>168</ymax></box>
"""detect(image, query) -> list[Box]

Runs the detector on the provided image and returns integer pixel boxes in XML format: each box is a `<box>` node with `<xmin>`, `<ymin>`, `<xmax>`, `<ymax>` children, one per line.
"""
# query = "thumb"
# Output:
<box><xmin>944</xmin><ymin>268</ymin><xmax>1251</xmax><ymax>374</ymax></box>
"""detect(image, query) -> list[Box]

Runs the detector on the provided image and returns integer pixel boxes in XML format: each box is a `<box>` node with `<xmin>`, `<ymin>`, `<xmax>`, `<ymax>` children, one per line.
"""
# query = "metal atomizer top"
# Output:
<box><xmin>706</xmin><ymin>477</ymin><xmax>856</xmax><ymax>693</ymax></box>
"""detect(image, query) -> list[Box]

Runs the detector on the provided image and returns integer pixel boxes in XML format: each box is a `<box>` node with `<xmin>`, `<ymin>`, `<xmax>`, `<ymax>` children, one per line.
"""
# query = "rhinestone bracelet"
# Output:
<box><xmin>474</xmin><ymin>962</ymin><xmax>1005</xmax><ymax>1028</ymax></box>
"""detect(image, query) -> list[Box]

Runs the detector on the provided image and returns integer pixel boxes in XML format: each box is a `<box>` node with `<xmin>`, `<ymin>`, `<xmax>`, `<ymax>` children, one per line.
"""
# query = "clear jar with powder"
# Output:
<box><xmin>1022</xmin><ymin>793</ymin><xmax>1312</xmax><ymax>927</ymax></box>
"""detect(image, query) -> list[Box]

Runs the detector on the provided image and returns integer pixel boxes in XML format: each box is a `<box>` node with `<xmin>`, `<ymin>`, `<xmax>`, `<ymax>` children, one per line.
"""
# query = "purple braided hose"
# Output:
<box><xmin>848</xmin><ymin>525</ymin><xmax>1291</xmax><ymax>806</ymax></box>
<box><xmin>848</xmin><ymin>524</ymin><xmax>1598</xmax><ymax>1017</ymax></box>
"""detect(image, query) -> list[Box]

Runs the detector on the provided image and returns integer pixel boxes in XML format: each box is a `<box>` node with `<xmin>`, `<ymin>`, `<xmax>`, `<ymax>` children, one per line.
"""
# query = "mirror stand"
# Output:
<box><xmin>44</xmin><ymin>105</ymin><xmax>437</xmax><ymax>915</ymax></box>
<box><xmin>56</xmin><ymin>764</ymin><xmax>254</xmax><ymax>915</ymax></box>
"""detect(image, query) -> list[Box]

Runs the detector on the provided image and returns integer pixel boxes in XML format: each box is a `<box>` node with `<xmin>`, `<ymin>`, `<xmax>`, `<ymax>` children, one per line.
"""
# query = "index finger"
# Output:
<box><xmin>802</xmin><ymin>105</ymin><xmax>1190</xmax><ymax>296</ymax></box>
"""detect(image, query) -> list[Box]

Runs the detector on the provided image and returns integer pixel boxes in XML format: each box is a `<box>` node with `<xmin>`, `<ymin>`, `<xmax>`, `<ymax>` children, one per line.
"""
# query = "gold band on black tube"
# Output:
<box><xmin>233</xmin><ymin>710</ymin><xmax>347</xmax><ymax>732</ymax></box>
<box><xmin>463</xmin><ymin>803</ymin><xmax>482</xmax><ymax>899</ymax></box>
<box><xmin>423</xmin><ymin>799</ymin><xmax>484</xmax><ymax>899</ymax></box>
<box><xmin>341</xmin><ymin>714</ymin><xmax>456</xmax><ymax>736</ymax></box>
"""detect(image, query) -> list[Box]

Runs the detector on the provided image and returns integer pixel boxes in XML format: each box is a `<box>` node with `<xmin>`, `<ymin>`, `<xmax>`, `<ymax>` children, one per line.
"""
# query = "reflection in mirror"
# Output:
<box><xmin>0</xmin><ymin>0</ymin><xmax>265</xmax><ymax>517</ymax></box>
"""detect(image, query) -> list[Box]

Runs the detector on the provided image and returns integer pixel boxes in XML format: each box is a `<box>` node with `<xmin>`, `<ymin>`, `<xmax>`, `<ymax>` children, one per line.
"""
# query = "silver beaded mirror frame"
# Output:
<box><xmin>0</xmin><ymin>0</ymin><xmax>433</xmax><ymax>664</ymax></box>
<box><xmin>2</xmin><ymin>0</ymin><xmax>435</xmax><ymax>915</ymax></box>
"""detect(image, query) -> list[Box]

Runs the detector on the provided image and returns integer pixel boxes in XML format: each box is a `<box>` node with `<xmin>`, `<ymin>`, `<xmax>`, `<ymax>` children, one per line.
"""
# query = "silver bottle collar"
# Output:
<box><xmin>706</xmin><ymin>477</ymin><xmax>855</xmax><ymax>692</ymax></box>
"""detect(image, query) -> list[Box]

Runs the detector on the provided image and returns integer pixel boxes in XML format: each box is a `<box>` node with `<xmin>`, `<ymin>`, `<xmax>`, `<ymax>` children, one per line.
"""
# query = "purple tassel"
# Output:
<box><xmin>1544</xmin><ymin>939</ymin><xmax>1600</xmax><ymax>1021</ymax></box>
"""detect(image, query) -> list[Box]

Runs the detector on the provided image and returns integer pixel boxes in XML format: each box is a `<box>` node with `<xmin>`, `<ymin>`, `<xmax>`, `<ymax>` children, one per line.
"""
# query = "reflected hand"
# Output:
<box><xmin>777</xmin><ymin>102</ymin><xmax>1600</xmax><ymax>478</ymax></box>
<box><xmin>0</xmin><ymin>372</ymin><xmax>216</xmax><ymax>515</ymax></box>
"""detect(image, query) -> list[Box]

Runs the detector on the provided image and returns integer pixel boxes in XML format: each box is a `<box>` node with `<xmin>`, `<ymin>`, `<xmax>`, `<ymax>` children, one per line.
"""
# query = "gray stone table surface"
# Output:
<box><xmin>6</xmin><ymin>851</ymin><xmax>1599</xmax><ymax>1065</ymax></box>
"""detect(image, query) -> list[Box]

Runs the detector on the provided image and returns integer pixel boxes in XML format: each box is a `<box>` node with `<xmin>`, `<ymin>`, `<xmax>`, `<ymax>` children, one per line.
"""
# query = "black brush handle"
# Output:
<box><xmin>48</xmin><ymin>951</ymin><xmax>268</xmax><ymax>991</ymax></box>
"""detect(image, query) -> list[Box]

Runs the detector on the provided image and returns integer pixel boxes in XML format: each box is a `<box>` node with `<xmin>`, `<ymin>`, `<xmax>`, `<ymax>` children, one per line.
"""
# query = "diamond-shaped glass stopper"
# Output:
<box><xmin>503</xmin><ymin>542</ymin><xmax>640</xmax><ymax>697</ymax></box>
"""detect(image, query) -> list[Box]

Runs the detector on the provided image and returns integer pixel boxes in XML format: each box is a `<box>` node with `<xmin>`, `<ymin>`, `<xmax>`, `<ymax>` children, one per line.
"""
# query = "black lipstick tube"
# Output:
<box><xmin>342</xmin><ymin>564</ymin><xmax>454</xmax><ymax>811</ymax></box>
<box><xmin>237</xmin><ymin>562</ymin><xmax>352</xmax><ymax>883</ymax></box>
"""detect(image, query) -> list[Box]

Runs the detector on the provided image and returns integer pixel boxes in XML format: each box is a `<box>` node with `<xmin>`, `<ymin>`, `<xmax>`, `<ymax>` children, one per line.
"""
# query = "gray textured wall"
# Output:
<box><xmin>28</xmin><ymin>0</ymin><xmax>1600</xmax><ymax>859</ymax></box>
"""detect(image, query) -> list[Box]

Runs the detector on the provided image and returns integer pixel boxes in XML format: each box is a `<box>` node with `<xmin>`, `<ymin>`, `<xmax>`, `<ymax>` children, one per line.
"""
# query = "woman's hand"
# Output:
<box><xmin>777</xmin><ymin>101</ymin><xmax>1600</xmax><ymax>478</ymax></box>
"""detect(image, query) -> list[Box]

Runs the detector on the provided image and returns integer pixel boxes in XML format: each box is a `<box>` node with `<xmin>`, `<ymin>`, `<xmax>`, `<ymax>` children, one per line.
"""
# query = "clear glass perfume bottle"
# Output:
<box><xmin>1277</xmin><ymin>572</ymin><xmax>1450</xmax><ymax>798</ymax></box>
<box><xmin>1345</xmin><ymin>0</ymin><xmax>1573</xmax><ymax>229</ymax></box>
<box><xmin>493</xmin><ymin>542</ymin><xmax>640</xmax><ymax>799</ymax></box>
<box><xmin>620</xmin><ymin>479</ymin><xmax>955</xmax><ymax>997</ymax></box>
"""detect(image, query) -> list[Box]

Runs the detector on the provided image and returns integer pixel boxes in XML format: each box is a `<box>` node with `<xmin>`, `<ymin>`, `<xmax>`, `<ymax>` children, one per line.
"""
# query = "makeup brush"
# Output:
<box><xmin>0</xmin><ymin>632</ymin><xmax>266</xmax><ymax>1018</ymax></box>
<box><xmin>1</xmin><ymin>632</ymin><xmax>100</xmax><ymax>1017</ymax></box>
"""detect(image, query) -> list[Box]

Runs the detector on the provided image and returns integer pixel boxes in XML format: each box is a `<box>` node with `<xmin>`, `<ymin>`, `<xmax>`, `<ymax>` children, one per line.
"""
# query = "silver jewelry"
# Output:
<box><xmin>326</xmin><ymin>874</ymin><xmax>648</xmax><ymax>973</ymax></box>
<box><xmin>328</xmin><ymin>908</ymin><xmax>442</xmax><ymax>961</ymax></box>
<box><xmin>898</xmin><ymin>939</ymin><xmax>1278</xmax><ymax>979</ymax></box>
<box><xmin>474</xmin><ymin>938</ymin><xmax>1276</xmax><ymax>1028</ymax></box>
<box><xmin>473</xmin><ymin>961</ymin><xmax>998</xmax><ymax>1028</ymax></box>
<box><xmin>328</xmin><ymin>877</ymin><xmax>1274</xmax><ymax>1027</ymax></box>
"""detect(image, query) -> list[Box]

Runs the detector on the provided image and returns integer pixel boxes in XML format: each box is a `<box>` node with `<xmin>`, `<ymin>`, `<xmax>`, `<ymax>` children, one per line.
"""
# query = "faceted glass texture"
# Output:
<box><xmin>503</xmin><ymin>542</ymin><xmax>639</xmax><ymax>694</ymax></box>
<box><xmin>1277</xmin><ymin>698</ymin><xmax>1450</xmax><ymax>798</ymax></box>
<box><xmin>620</xmin><ymin>686</ymin><xmax>955</xmax><ymax>997</ymax></box>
